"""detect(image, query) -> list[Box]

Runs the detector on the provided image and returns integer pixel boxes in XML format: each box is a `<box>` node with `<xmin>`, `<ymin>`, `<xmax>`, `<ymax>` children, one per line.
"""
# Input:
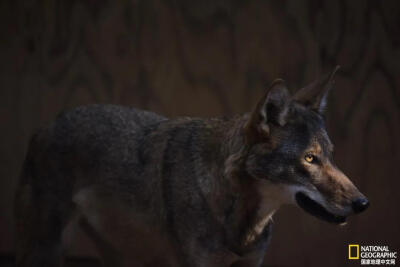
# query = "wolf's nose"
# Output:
<box><xmin>352</xmin><ymin>198</ymin><xmax>369</xmax><ymax>213</ymax></box>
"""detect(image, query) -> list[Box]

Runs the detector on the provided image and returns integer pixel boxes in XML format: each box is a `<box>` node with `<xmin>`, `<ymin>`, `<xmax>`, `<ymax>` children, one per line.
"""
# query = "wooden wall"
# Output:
<box><xmin>1</xmin><ymin>0</ymin><xmax>399</xmax><ymax>266</ymax></box>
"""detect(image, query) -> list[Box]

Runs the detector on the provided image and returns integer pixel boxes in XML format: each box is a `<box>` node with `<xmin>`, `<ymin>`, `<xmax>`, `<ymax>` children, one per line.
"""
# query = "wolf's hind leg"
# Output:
<box><xmin>15</xmin><ymin>182</ymin><xmax>74</xmax><ymax>267</ymax></box>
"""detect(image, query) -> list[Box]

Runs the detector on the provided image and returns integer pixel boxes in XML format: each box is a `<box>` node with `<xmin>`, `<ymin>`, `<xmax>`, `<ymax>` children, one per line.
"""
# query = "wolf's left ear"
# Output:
<box><xmin>293</xmin><ymin>66</ymin><xmax>340</xmax><ymax>114</ymax></box>
<box><xmin>245</xmin><ymin>79</ymin><xmax>290</xmax><ymax>141</ymax></box>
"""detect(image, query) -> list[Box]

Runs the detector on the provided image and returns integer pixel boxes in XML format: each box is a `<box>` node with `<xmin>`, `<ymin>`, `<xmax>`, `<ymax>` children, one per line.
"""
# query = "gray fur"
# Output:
<box><xmin>15</xmin><ymin>104</ymin><xmax>270</xmax><ymax>267</ymax></box>
<box><xmin>15</xmin><ymin>73</ymin><xmax>367</xmax><ymax>267</ymax></box>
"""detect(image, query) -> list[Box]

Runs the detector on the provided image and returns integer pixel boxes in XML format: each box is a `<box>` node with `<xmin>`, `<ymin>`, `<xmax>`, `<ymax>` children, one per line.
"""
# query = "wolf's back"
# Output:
<box><xmin>17</xmin><ymin>104</ymin><xmax>168</xmax><ymax>198</ymax></box>
<box><xmin>46</xmin><ymin>104</ymin><xmax>166</xmax><ymax>153</ymax></box>
<box><xmin>54</xmin><ymin>104</ymin><xmax>167</xmax><ymax>137</ymax></box>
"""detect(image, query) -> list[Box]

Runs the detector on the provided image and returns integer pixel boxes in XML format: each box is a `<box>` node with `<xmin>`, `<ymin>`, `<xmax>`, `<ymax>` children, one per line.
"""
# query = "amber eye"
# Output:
<box><xmin>305</xmin><ymin>154</ymin><xmax>315</xmax><ymax>163</ymax></box>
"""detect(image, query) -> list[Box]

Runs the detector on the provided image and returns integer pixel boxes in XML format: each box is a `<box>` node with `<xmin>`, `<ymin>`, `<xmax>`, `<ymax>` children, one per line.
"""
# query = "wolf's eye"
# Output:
<box><xmin>305</xmin><ymin>154</ymin><xmax>315</xmax><ymax>163</ymax></box>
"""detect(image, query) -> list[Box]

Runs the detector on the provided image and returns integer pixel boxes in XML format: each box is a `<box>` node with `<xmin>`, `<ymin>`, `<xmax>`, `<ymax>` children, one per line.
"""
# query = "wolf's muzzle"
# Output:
<box><xmin>295</xmin><ymin>192</ymin><xmax>347</xmax><ymax>224</ymax></box>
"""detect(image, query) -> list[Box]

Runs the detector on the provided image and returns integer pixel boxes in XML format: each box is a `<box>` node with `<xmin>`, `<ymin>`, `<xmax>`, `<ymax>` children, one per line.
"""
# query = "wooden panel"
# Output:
<box><xmin>0</xmin><ymin>0</ymin><xmax>399</xmax><ymax>266</ymax></box>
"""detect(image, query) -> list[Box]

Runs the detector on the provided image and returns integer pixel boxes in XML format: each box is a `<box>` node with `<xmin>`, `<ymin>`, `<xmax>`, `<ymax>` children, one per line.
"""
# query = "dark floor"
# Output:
<box><xmin>0</xmin><ymin>254</ymin><xmax>101</xmax><ymax>267</ymax></box>
<box><xmin>0</xmin><ymin>254</ymin><xmax>290</xmax><ymax>267</ymax></box>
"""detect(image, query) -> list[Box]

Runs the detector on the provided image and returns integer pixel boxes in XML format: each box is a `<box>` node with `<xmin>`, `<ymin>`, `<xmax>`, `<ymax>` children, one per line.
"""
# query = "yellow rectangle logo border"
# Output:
<box><xmin>348</xmin><ymin>244</ymin><xmax>359</xmax><ymax>260</ymax></box>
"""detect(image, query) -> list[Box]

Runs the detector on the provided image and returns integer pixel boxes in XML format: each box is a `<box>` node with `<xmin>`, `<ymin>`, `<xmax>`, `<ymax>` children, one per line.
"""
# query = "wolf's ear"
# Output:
<box><xmin>245</xmin><ymin>79</ymin><xmax>290</xmax><ymax>140</ymax></box>
<box><xmin>293</xmin><ymin>66</ymin><xmax>340</xmax><ymax>114</ymax></box>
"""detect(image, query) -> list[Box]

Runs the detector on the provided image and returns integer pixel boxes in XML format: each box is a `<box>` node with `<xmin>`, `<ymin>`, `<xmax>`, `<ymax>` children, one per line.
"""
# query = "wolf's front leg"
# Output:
<box><xmin>230</xmin><ymin>252</ymin><xmax>266</xmax><ymax>267</ymax></box>
<box><xmin>176</xmin><ymin>244</ymin><xmax>239</xmax><ymax>267</ymax></box>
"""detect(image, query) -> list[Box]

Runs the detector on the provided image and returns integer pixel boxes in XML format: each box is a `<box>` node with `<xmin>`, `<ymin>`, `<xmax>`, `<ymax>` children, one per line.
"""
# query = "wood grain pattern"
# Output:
<box><xmin>0</xmin><ymin>0</ymin><xmax>399</xmax><ymax>266</ymax></box>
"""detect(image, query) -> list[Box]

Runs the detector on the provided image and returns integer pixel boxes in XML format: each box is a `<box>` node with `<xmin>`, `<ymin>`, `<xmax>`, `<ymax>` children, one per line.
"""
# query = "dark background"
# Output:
<box><xmin>1</xmin><ymin>1</ymin><xmax>399</xmax><ymax>266</ymax></box>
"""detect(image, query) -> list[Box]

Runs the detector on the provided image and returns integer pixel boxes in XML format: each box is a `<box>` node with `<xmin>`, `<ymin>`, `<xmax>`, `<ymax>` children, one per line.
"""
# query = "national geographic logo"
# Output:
<box><xmin>349</xmin><ymin>244</ymin><xmax>360</xmax><ymax>260</ymax></box>
<box><xmin>348</xmin><ymin>245</ymin><xmax>397</xmax><ymax>265</ymax></box>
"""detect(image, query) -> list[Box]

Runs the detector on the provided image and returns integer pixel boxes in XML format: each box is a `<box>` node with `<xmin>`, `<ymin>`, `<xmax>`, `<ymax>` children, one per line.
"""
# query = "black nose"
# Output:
<box><xmin>352</xmin><ymin>198</ymin><xmax>369</xmax><ymax>213</ymax></box>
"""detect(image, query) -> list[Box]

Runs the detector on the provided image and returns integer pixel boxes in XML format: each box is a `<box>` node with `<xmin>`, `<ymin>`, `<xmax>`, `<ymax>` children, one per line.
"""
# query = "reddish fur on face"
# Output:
<box><xmin>302</xmin><ymin>141</ymin><xmax>362</xmax><ymax>208</ymax></box>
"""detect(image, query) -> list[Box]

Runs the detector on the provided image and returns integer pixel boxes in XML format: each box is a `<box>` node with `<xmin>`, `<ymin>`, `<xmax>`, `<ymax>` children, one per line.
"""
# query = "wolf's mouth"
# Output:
<box><xmin>295</xmin><ymin>192</ymin><xmax>346</xmax><ymax>224</ymax></box>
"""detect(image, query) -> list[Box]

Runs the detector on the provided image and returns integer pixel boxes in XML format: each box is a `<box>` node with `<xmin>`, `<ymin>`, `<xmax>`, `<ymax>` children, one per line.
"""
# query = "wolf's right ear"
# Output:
<box><xmin>244</xmin><ymin>79</ymin><xmax>290</xmax><ymax>141</ymax></box>
<box><xmin>293</xmin><ymin>66</ymin><xmax>340</xmax><ymax>114</ymax></box>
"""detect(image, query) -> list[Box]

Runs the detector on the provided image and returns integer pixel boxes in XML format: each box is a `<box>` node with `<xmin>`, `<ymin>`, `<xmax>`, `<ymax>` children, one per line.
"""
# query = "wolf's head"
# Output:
<box><xmin>242</xmin><ymin>67</ymin><xmax>368</xmax><ymax>224</ymax></box>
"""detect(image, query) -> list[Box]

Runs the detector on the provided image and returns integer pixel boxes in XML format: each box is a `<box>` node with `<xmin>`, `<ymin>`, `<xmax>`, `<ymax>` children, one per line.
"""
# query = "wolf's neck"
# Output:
<box><xmin>228</xmin><ymin>178</ymin><xmax>290</xmax><ymax>253</ymax></box>
<box><xmin>203</xmin><ymin>115</ymin><xmax>286</xmax><ymax>250</ymax></box>
<box><xmin>242</xmin><ymin>195</ymin><xmax>277</xmax><ymax>246</ymax></box>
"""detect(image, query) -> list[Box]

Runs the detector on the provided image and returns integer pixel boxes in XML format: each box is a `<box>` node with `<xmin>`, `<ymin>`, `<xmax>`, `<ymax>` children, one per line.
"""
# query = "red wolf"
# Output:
<box><xmin>15</xmin><ymin>66</ymin><xmax>368</xmax><ymax>267</ymax></box>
